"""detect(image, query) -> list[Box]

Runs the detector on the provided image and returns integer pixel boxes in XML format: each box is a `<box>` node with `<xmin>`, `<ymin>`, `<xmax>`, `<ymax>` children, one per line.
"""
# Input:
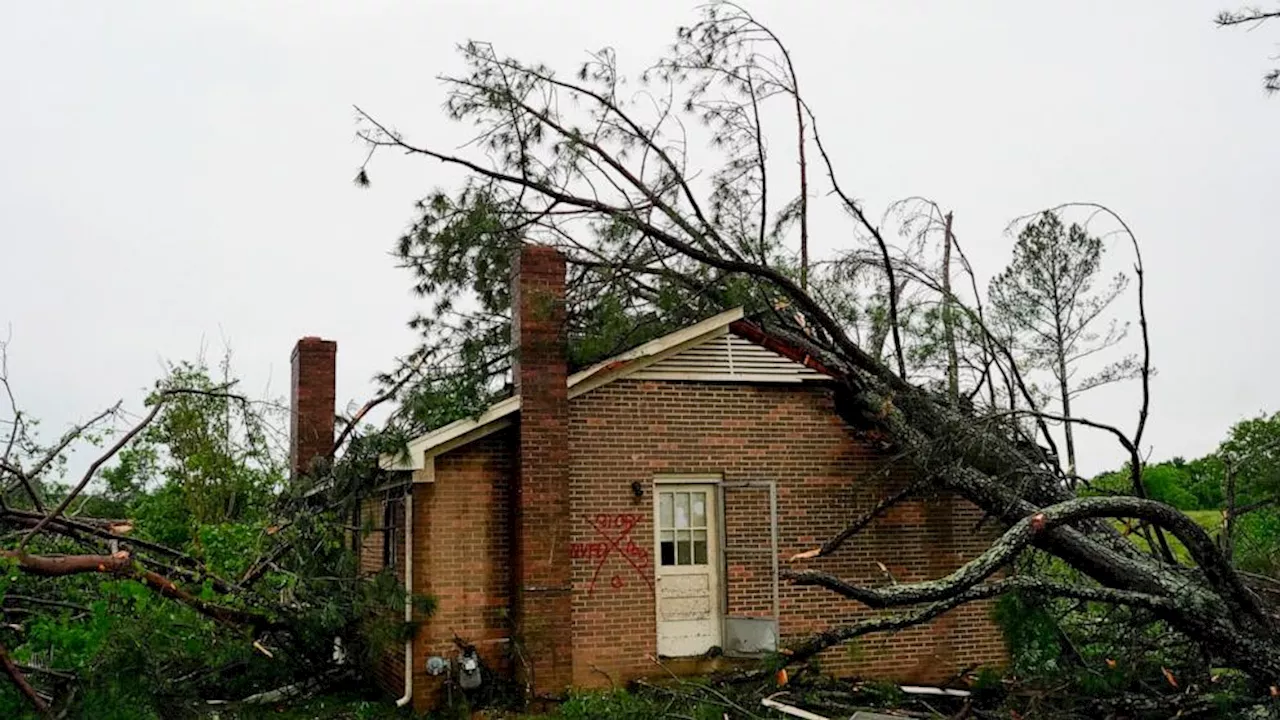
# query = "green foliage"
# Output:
<box><xmin>1092</xmin><ymin>412</ymin><xmax>1280</xmax><ymax>515</ymax></box>
<box><xmin>0</xmin><ymin>355</ymin><xmax>426</xmax><ymax>718</ymax></box>
<box><xmin>1087</xmin><ymin>462</ymin><xmax>1208</xmax><ymax>510</ymax></box>
<box><xmin>220</xmin><ymin>691</ymin><xmax>408</xmax><ymax>719</ymax></box>
<box><xmin>1091</xmin><ymin>408</ymin><xmax>1280</xmax><ymax>579</ymax></box>
<box><xmin>145</xmin><ymin>358</ymin><xmax>284</xmax><ymax>527</ymax></box>
<box><xmin>554</xmin><ymin>690</ymin><xmax>670</xmax><ymax>720</ymax></box>
<box><xmin>993</xmin><ymin>589</ymin><xmax>1063</xmax><ymax>675</ymax></box>
<box><xmin>989</xmin><ymin>210</ymin><xmax>1135</xmax><ymax>473</ymax></box>
<box><xmin>1220</xmin><ymin>412</ymin><xmax>1280</xmax><ymax>504</ymax></box>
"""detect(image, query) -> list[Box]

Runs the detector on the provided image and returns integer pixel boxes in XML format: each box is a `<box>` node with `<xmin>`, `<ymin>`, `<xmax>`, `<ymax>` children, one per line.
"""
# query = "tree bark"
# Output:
<box><xmin>0</xmin><ymin>641</ymin><xmax>48</xmax><ymax>714</ymax></box>
<box><xmin>942</xmin><ymin>211</ymin><xmax>959</xmax><ymax>404</ymax></box>
<box><xmin>1</xmin><ymin>551</ymin><xmax>281</xmax><ymax>631</ymax></box>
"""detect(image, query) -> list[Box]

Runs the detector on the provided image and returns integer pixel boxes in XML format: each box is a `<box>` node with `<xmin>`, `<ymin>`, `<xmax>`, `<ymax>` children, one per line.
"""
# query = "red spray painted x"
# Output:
<box><xmin>580</xmin><ymin>513</ymin><xmax>653</xmax><ymax>595</ymax></box>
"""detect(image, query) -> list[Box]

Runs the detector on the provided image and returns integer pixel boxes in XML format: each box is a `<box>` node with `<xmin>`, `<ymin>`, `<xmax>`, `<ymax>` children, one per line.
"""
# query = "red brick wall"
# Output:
<box><xmin>510</xmin><ymin>244</ymin><xmax>574</xmax><ymax>696</ymax></box>
<box><xmin>357</xmin><ymin>493</ymin><xmax>406</xmax><ymax>696</ymax></box>
<box><xmin>565</xmin><ymin>379</ymin><xmax>1007</xmax><ymax>685</ymax></box>
<box><xmin>409</xmin><ymin>430</ymin><xmax>516</xmax><ymax>712</ymax></box>
<box><xmin>290</xmin><ymin>338</ymin><xmax>336</xmax><ymax>478</ymax></box>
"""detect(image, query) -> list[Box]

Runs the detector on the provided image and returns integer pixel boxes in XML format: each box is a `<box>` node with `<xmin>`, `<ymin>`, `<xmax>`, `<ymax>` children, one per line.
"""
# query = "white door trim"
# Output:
<box><xmin>653</xmin><ymin>473</ymin><xmax>723</xmax><ymax>485</ymax></box>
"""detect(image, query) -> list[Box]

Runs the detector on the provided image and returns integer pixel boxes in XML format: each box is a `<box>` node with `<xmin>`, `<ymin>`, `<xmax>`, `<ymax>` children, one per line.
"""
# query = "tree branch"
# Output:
<box><xmin>18</xmin><ymin>387</ymin><xmax>241</xmax><ymax>551</ymax></box>
<box><xmin>787</xmin><ymin>496</ymin><xmax>1258</xmax><ymax>625</ymax></box>
<box><xmin>2</xmin><ymin>550</ymin><xmax>280</xmax><ymax>631</ymax></box>
<box><xmin>790</xmin><ymin>480</ymin><xmax>922</xmax><ymax>560</ymax></box>
<box><xmin>783</xmin><ymin>574</ymin><xmax>1175</xmax><ymax>665</ymax></box>
<box><xmin>0</xmin><ymin>640</ymin><xmax>47</xmax><ymax>714</ymax></box>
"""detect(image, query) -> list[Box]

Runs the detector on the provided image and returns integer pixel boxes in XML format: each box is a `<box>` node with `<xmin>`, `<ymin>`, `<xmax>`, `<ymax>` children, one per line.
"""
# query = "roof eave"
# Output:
<box><xmin>382</xmin><ymin>307</ymin><xmax>747</xmax><ymax>468</ymax></box>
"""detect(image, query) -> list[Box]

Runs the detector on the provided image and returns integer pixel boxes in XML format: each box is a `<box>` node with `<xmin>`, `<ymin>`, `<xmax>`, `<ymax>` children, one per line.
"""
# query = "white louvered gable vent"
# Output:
<box><xmin>632</xmin><ymin>331</ymin><xmax>826</xmax><ymax>383</ymax></box>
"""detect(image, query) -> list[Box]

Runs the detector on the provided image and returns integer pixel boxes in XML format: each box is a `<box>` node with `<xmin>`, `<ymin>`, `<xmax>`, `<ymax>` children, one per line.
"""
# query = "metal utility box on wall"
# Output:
<box><xmin>724</xmin><ymin>617</ymin><xmax>778</xmax><ymax>655</ymax></box>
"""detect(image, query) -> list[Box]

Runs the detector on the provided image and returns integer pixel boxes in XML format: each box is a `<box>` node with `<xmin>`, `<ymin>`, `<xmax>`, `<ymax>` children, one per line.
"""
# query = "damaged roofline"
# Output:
<box><xmin>379</xmin><ymin>306</ymin><xmax>839</xmax><ymax>474</ymax></box>
<box><xmin>380</xmin><ymin>307</ymin><xmax>745</xmax><ymax>472</ymax></box>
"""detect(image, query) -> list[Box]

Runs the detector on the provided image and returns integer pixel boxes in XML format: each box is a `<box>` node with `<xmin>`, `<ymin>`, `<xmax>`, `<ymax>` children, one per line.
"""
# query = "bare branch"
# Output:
<box><xmin>0</xmin><ymin>640</ymin><xmax>47</xmax><ymax>714</ymax></box>
<box><xmin>803</xmin><ymin>105</ymin><xmax>906</xmax><ymax>378</ymax></box>
<box><xmin>783</xmin><ymin>574</ymin><xmax>1175</xmax><ymax>665</ymax></box>
<box><xmin>791</xmin><ymin>480</ymin><xmax>922</xmax><ymax>560</ymax></box>
<box><xmin>1215</xmin><ymin>8</ymin><xmax>1280</xmax><ymax>26</ymax></box>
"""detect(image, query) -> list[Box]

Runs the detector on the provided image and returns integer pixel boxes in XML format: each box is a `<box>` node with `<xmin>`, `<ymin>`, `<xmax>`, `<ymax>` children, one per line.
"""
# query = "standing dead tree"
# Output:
<box><xmin>355</xmin><ymin>1</ymin><xmax>1280</xmax><ymax>693</ymax></box>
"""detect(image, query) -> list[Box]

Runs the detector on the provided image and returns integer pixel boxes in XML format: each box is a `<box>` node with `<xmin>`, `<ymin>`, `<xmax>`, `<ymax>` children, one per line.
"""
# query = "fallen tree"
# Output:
<box><xmin>353</xmin><ymin>0</ymin><xmax>1280</xmax><ymax>698</ymax></box>
<box><xmin>0</xmin><ymin>349</ymin><xmax>409</xmax><ymax>715</ymax></box>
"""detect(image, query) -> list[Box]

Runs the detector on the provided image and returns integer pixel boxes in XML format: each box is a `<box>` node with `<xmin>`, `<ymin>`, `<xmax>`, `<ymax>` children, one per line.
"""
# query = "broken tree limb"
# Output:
<box><xmin>18</xmin><ymin>386</ymin><xmax>243</xmax><ymax>551</ymax></box>
<box><xmin>0</xmin><ymin>640</ymin><xmax>48</xmax><ymax>714</ymax></box>
<box><xmin>135</xmin><ymin>568</ymin><xmax>282</xmax><ymax>631</ymax></box>
<box><xmin>793</xmin><ymin>480</ymin><xmax>922</xmax><ymax>561</ymax></box>
<box><xmin>784</xmin><ymin>575</ymin><xmax>1176</xmax><ymax>665</ymax></box>
<box><xmin>787</xmin><ymin>496</ymin><xmax>1258</xmax><ymax>620</ymax></box>
<box><xmin>3</xmin><ymin>550</ymin><xmax>133</xmax><ymax>576</ymax></box>
<box><xmin>0</xmin><ymin>507</ymin><xmax>248</xmax><ymax>596</ymax></box>
<box><xmin>1</xmin><ymin>551</ymin><xmax>281</xmax><ymax>631</ymax></box>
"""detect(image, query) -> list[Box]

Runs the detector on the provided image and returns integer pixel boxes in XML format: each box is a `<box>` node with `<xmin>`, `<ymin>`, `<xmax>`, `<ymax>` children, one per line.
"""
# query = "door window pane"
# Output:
<box><xmin>692</xmin><ymin>529</ymin><xmax>707</xmax><ymax>565</ymax></box>
<box><xmin>677</xmin><ymin>529</ymin><xmax>691</xmax><ymax>564</ymax></box>
<box><xmin>675</xmin><ymin>493</ymin><xmax>690</xmax><ymax>528</ymax></box>
<box><xmin>692</xmin><ymin>493</ymin><xmax>706</xmax><ymax>528</ymax></box>
<box><xmin>659</xmin><ymin>492</ymin><xmax>674</xmax><ymax>530</ymax></box>
<box><xmin>660</xmin><ymin>530</ymin><xmax>675</xmax><ymax>566</ymax></box>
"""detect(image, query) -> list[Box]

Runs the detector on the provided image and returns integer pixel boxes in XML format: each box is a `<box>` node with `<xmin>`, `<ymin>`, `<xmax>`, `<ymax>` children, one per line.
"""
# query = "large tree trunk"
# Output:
<box><xmin>762</xmin><ymin>318</ymin><xmax>1280</xmax><ymax>683</ymax></box>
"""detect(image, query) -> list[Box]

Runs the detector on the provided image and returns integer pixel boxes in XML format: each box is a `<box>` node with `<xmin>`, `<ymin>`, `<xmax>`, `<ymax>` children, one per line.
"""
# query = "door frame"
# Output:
<box><xmin>652</xmin><ymin>474</ymin><xmax>723</xmax><ymax>657</ymax></box>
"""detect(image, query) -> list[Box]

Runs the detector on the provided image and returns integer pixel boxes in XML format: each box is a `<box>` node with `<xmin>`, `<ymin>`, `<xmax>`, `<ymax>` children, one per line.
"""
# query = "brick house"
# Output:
<box><xmin>288</xmin><ymin>244</ymin><xmax>1006</xmax><ymax>712</ymax></box>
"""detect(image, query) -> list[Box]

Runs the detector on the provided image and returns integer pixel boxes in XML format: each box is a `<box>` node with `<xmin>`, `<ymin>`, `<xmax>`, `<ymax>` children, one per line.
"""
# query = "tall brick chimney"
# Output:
<box><xmin>290</xmin><ymin>337</ymin><xmax>337</xmax><ymax>478</ymax></box>
<box><xmin>510</xmin><ymin>243</ymin><xmax>573</xmax><ymax>695</ymax></box>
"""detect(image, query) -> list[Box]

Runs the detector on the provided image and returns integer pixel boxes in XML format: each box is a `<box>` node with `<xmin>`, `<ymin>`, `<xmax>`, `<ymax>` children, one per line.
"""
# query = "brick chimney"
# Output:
<box><xmin>510</xmin><ymin>243</ymin><xmax>573</xmax><ymax>695</ymax></box>
<box><xmin>290</xmin><ymin>337</ymin><xmax>337</xmax><ymax>478</ymax></box>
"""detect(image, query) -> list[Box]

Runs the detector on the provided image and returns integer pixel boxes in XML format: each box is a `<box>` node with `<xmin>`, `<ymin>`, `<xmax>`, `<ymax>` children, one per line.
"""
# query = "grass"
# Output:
<box><xmin>1114</xmin><ymin>509</ymin><xmax>1222</xmax><ymax>563</ymax></box>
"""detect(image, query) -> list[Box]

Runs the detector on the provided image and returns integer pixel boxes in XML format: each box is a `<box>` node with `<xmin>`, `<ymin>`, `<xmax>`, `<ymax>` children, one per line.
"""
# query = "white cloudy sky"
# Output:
<box><xmin>1</xmin><ymin>1</ymin><xmax>1276</xmax><ymax>478</ymax></box>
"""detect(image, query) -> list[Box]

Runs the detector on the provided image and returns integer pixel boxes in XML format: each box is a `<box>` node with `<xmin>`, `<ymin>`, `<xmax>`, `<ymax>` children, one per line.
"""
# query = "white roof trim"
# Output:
<box><xmin>566</xmin><ymin>306</ymin><xmax>744</xmax><ymax>399</ymax></box>
<box><xmin>380</xmin><ymin>395</ymin><xmax>520</xmax><ymax>471</ymax></box>
<box><xmin>380</xmin><ymin>306</ymin><xmax>780</xmax><ymax>472</ymax></box>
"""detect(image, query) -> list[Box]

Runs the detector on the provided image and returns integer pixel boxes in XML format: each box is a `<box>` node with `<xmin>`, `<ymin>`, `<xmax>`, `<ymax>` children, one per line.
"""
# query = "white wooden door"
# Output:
<box><xmin>654</xmin><ymin>484</ymin><xmax>721</xmax><ymax>657</ymax></box>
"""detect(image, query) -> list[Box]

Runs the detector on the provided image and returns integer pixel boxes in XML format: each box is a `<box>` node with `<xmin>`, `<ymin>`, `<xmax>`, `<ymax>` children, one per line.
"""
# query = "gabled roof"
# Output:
<box><xmin>380</xmin><ymin>307</ymin><xmax>833</xmax><ymax>473</ymax></box>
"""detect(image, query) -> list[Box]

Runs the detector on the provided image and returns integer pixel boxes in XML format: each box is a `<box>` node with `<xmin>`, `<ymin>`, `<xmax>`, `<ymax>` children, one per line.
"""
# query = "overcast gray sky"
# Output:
<box><xmin>1</xmin><ymin>1</ymin><xmax>1276</xmax><ymax>478</ymax></box>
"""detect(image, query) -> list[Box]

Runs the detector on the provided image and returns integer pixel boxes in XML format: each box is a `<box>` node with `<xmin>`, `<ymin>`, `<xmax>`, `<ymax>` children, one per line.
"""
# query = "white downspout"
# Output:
<box><xmin>395</xmin><ymin>488</ymin><xmax>414</xmax><ymax>707</ymax></box>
